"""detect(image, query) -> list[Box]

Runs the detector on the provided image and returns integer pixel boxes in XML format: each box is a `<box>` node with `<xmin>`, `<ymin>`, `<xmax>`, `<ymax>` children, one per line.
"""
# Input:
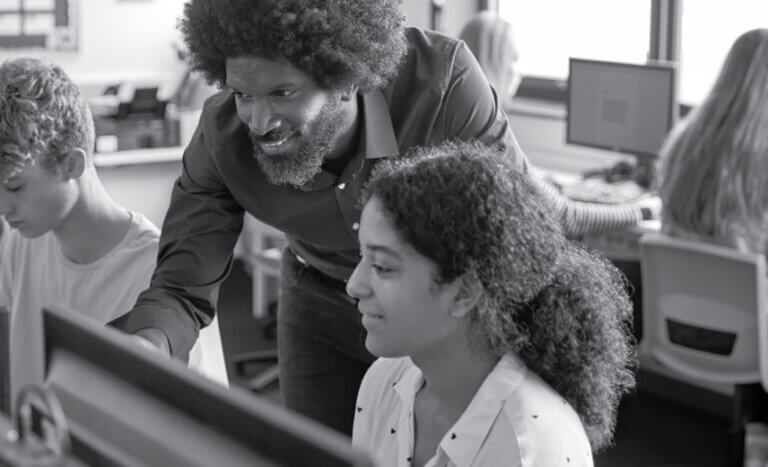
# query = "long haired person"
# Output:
<box><xmin>349</xmin><ymin>140</ymin><xmax>636</xmax><ymax>466</ymax></box>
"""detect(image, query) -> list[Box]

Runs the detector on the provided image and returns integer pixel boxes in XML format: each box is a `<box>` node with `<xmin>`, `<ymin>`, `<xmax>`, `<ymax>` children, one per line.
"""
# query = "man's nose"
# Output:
<box><xmin>249</xmin><ymin>102</ymin><xmax>281</xmax><ymax>136</ymax></box>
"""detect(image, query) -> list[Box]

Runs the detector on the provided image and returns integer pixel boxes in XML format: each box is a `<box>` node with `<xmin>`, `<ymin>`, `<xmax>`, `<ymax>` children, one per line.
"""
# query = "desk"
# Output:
<box><xmin>241</xmin><ymin>215</ymin><xmax>286</xmax><ymax>320</ymax></box>
<box><xmin>532</xmin><ymin>165</ymin><xmax>661</xmax><ymax>260</ymax></box>
<box><xmin>579</xmin><ymin>219</ymin><xmax>660</xmax><ymax>261</ymax></box>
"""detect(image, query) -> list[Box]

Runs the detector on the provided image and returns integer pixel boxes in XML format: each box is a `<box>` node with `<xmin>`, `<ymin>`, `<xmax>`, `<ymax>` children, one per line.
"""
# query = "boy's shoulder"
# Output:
<box><xmin>128</xmin><ymin>212</ymin><xmax>160</xmax><ymax>241</ymax></box>
<box><xmin>112</xmin><ymin>212</ymin><xmax>160</xmax><ymax>261</ymax></box>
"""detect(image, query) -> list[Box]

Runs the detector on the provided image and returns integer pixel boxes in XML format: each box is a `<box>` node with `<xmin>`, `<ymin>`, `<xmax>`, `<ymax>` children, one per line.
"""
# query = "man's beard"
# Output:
<box><xmin>250</xmin><ymin>99</ymin><xmax>345</xmax><ymax>186</ymax></box>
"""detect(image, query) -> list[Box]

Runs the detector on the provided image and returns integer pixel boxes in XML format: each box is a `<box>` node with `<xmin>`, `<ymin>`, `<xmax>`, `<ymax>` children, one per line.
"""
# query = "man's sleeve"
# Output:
<box><xmin>109</xmin><ymin>125</ymin><xmax>244</xmax><ymax>358</ymax></box>
<box><xmin>440</xmin><ymin>41</ymin><xmax>528</xmax><ymax>172</ymax></box>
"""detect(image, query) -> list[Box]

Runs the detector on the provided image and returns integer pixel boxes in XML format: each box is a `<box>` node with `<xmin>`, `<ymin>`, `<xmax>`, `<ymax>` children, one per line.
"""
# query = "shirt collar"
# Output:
<box><xmin>392</xmin><ymin>355</ymin><xmax>527</xmax><ymax>467</ymax></box>
<box><xmin>394</xmin><ymin>357</ymin><xmax>424</xmax><ymax>406</ymax></box>
<box><xmin>296</xmin><ymin>89</ymin><xmax>399</xmax><ymax>191</ymax></box>
<box><xmin>360</xmin><ymin>89</ymin><xmax>400</xmax><ymax>160</ymax></box>
<box><xmin>440</xmin><ymin>354</ymin><xmax>527</xmax><ymax>467</ymax></box>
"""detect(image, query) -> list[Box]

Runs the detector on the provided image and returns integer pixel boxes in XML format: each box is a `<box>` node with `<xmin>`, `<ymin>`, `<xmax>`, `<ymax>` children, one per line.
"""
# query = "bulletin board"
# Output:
<box><xmin>0</xmin><ymin>0</ymin><xmax>76</xmax><ymax>50</ymax></box>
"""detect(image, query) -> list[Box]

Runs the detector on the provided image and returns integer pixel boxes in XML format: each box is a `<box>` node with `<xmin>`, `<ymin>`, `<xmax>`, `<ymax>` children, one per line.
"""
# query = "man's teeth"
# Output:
<box><xmin>261</xmin><ymin>135</ymin><xmax>291</xmax><ymax>148</ymax></box>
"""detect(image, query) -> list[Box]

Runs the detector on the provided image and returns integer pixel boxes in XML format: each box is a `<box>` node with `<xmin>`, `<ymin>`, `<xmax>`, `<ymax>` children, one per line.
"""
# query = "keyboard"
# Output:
<box><xmin>560</xmin><ymin>178</ymin><xmax>648</xmax><ymax>205</ymax></box>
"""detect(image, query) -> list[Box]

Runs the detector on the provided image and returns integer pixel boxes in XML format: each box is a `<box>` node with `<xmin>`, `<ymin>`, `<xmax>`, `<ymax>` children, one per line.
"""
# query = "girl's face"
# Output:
<box><xmin>346</xmin><ymin>197</ymin><xmax>465</xmax><ymax>358</ymax></box>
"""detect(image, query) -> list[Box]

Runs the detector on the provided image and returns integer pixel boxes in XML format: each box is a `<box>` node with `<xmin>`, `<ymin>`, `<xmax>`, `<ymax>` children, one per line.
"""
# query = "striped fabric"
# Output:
<box><xmin>532</xmin><ymin>174</ymin><xmax>643</xmax><ymax>237</ymax></box>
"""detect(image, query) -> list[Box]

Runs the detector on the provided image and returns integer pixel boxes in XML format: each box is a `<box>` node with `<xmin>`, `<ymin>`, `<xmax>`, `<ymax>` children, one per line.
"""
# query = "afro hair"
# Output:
<box><xmin>179</xmin><ymin>0</ymin><xmax>408</xmax><ymax>92</ymax></box>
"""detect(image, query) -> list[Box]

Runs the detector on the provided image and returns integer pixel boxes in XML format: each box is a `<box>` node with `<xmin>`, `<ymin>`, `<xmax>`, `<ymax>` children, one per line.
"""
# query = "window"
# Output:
<box><xmin>0</xmin><ymin>0</ymin><xmax>76</xmax><ymax>50</ymax></box>
<box><xmin>498</xmin><ymin>1</ymin><xmax>651</xmax><ymax>80</ymax></box>
<box><xmin>678</xmin><ymin>0</ymin><xmax>768</xmax><ymax>104</ymax></box>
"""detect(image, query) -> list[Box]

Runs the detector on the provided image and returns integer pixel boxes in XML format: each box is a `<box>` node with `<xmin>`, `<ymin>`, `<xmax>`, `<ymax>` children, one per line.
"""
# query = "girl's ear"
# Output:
<box><xmin>450</xmin><ymin>272</ymin><xmax>483</xmax><ymax>318</ymax></box>
<box><xmin>58</xmin><ymin>148</ymin><xmax>86</xmax><ymax>180</ymax></box>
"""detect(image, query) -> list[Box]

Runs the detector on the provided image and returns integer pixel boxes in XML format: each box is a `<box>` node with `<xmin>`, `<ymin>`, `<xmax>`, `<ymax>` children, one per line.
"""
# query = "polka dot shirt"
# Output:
<box><xmin>352</xmin><ymin>355</ymin><xmax>593</xmax><ymax>467</ymax></box>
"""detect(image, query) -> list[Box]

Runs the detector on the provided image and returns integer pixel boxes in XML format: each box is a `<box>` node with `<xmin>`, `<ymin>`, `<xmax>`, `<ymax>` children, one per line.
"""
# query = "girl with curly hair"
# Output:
<box><xmin>349</xmin><ymin>140</ymin><xmax>636</xmax><ymax>466</ymax></box>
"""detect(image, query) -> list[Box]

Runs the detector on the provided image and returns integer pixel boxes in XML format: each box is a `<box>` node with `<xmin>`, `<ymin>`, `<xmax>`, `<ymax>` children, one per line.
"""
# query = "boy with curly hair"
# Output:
<box><xmin>0</xmin><ymin>58</ymin><xmax>227</xmax><ymax>401</ymax></box>
<box><xmin>111</xmin><ymin>0</ymin><xmax>646</xmax><ymax>434</ymax></box>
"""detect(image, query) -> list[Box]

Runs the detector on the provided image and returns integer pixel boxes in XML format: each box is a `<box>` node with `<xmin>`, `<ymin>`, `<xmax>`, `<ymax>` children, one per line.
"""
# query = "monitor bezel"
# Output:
<box><xmin>41</xmin><ymin>308</ymin><xmax>373</xmax><ymax>467</ymax></box>
<box><xmin>566</xmin><ymin>57</ymin><xmax>678</xmax><ymax>160</ymax></box>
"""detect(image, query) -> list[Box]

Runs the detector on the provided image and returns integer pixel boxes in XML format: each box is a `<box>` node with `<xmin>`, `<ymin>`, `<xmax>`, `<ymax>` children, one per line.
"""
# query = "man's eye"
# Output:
<box><xmin>271</xmin><ymin>90</ymin><xmax>294</xmax><ymax>98</ymax></box>
<box><xmin>232</xmin><ymin>90</ymin><xmax>247</xmax><ymax>99</ymax></box>
<box><xmin>5</xmin><ymin>185</ymin><xmax>22</xmax><ymax>193</ymax></box>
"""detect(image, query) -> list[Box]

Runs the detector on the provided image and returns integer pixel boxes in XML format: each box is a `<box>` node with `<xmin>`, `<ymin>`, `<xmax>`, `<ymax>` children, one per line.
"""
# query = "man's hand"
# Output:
<box><xmin>129</xmin><ymin>328</ymin><xmax>171</xmax><ymax>357</ymax></box>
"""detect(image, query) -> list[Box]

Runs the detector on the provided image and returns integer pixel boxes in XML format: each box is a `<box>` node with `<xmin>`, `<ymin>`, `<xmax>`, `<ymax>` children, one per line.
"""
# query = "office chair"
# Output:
<box><xmin>639</xmin><ymin>233</ymin><xmax>766</xmax><ymax>385</ymax></box>
<box><xmin>639</xmin><ymin>233</ymin><xmax>768</xmax><ymax>464</ymax></box>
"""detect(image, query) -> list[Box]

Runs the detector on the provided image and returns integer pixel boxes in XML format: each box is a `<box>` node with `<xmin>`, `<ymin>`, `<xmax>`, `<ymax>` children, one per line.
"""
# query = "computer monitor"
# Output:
<box><xmin>40</xmin><ymin>308</ymin><xmax>373</xmax><ymax>466</ymax></box>
<box><xmin>567</xmin><ymin>58</ymin><xmax>677</xmax><ymax>161</ymax></box>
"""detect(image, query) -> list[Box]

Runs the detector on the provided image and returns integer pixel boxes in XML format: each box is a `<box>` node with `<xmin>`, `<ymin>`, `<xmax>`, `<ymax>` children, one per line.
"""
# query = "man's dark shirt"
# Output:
<box><xmin>111</xmin><ymin>27</ymin><xmax>525</xmax><ymax>356</ymax></box>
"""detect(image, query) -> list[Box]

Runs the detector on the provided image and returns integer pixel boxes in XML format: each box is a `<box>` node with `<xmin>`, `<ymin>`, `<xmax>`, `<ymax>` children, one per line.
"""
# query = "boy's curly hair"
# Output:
<box><xmin>179</xmin><ymin>0</ymin><xmax>408</xmax><ymax>92</ymax></box>
<box><xmin>363</xmin><ymin>140</ymin><xmax>637</xmax><ymax>451</ymax></box>
<box><xmin>0</xmin><ymin>58</ymin><xmax>94</xmax><ymax>181</ymax></box>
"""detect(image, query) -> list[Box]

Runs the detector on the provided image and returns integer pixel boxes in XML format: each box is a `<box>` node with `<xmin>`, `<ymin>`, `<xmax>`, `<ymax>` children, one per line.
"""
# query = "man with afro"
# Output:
<box><xmin>111</xmin><ymin>0</ymin><xmax>526</xmax><ymax>435</ymax></box>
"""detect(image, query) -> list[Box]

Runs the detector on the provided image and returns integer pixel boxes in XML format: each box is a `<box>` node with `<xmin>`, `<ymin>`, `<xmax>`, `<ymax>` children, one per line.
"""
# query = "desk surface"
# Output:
<box><xmin>94</xmin><ymin>146</ymin><xmax>183</xmax><ymax>168</ymax></box>
<box><xmin>531</xmin><ymin>165</ymin><xmax>660</xmax><ymax>262</ymax></box>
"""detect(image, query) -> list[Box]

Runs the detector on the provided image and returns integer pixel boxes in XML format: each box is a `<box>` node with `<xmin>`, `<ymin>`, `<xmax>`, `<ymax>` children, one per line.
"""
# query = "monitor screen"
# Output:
<box><xmin>40</xmin><ymin>308</ymin><xmax>373</xmax><ymax>467</ymax></box>
<box><xmin>567</xmin><ymin>58</ymin><xmax>677</xmax><ymax>159</ymax></box>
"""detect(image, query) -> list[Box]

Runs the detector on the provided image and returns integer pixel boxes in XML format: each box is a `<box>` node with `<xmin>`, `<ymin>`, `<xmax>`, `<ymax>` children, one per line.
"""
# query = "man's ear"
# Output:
<box><xmin>340</xmin><ymin>86</ymin><xmax>358</xmax><ymax>102</ymax></box>
<box><xmin>57</xmin><ymin>148</ymin><xmax>86</xmax><ymax>180</ymax></box>
<box><xmin>450</xmin><ymin>272</ymin><xmax>483</xmax><ymax>318</ymax></box>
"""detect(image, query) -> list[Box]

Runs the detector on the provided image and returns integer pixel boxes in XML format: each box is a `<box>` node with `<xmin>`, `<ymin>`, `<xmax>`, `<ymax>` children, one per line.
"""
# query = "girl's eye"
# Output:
<box><xmin>5</xmin><ymin>185</ymin><xmax>22</xmax><ymax>193</ymax></box>
<box><xmin>371</xmin><ymin>263</ymin><xmax>392</xmax><ymax>274</ymax></box>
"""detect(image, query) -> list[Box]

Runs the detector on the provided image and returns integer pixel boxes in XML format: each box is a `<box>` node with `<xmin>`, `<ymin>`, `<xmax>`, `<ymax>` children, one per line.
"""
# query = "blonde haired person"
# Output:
<box><xmin>658</xmin><ymin>28</ymin><xmax>768</xmax><ymax>464</ymax></box>
<box><xmin>459</xmin><ymin>10</ymin><xmax>520</xmax><ymax>107</ymax></box>
<box><xmin>0</xmin><ymin>58</ymin><xmax>228</xmax><ymax>400</ymax></box>
<box><xmin>659</xmin><ymin>28</ymin><xmax>768</xmax><ymax>254</ymax></box>
<box><xmin>459</xmin><ymin>11</ymin><xmax>661</xmax><ymax>237</ymax></box>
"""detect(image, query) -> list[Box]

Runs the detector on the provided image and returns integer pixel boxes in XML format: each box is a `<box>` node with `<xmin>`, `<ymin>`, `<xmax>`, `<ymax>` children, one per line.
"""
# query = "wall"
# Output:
<box><xmin>507</xmin><ymin>99</ymin><xmax>632</xmax><ymax>174</ymax></box>
<box><xmin>403</xmin><ymin>1</ymin><xmax>430</xmax><ymax>29</ymax></box>
<box><xmin>2</xmin><ymin>0</ymin><xmax>189</xmax><ymax>98</ymax></box>
<box><xmin>97</xmin><ymin>159</ymin><xmax>181</xmax><ymax>229</ymax></box>
<box><xmin>442</xmin><ymin>0</ymin><xmax>478</xmax><ymax>37</ymax></box>
<box><xmin>403</xmin><ymin>0</ymin><xmax>478</xmax><ymax>36</ymax></box>
<box><xmin>1</xmin><ymin>0</ymin><xmax>479</xmax><ymax>97</ymax></box>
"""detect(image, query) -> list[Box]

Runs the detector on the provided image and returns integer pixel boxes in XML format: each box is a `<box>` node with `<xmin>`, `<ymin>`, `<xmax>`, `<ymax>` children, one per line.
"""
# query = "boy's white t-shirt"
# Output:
<box><xmin>0</xmin><ymin>212</ymin><xmax>228</xmax><ymax>399</ymax></box>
